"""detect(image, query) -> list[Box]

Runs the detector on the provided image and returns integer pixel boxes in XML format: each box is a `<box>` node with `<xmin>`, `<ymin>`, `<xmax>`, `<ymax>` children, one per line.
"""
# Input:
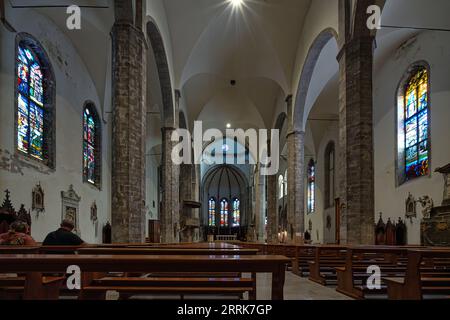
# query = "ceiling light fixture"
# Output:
<box><xmin>226</xmin><ymin>123</ymin><xmax>232</xmax><ymax>129</ymax></box>
<box><xmin>230</xmin><ymin>0</ymin><xmax>243</xmax><ymax>7</ymax></box>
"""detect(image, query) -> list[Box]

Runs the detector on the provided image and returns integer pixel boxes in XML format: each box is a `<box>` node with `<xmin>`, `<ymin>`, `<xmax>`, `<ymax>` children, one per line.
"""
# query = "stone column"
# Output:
<box><xmin>161</xmin><ymin>127</ymin><xmax>180</xmax><ymax>243</ymax></box>
<box><xmin>111</xmin><ymin>2</ymin><xmax>147</xmax><ymax>243</ymax></box>
<box><xmin>254</xmin><ymin>167</ymin><xmax>266</xmax><ymax>242</ymax></box>
<box><xmin>267</xmin><ymin>173</ymin><xmax>278</xmax><ymax>244</ymax></box>
<box><xmin>337</xmin><ymin>35</ymin><xmax>375</xmax><ymax>245</ymax></box>
<box><xmin>286</xmin><ymin>96</ymin><xmax>305</xmax><ymax>242</ymax></box>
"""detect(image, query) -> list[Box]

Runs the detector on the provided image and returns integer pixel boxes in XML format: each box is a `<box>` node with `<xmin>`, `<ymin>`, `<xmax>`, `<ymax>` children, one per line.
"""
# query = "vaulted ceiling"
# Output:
<box><xmin>163</xmin><ymin>0</ymin><xmax>312</xmax><ymax>130</ymax></box>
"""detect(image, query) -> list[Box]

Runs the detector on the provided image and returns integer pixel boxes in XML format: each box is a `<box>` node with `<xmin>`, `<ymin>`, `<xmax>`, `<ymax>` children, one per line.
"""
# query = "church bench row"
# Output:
<box><xmin>334</xmin><ymin>246</ymin><xmax>420</xmax><ymax>299</ymax></box>
<box><xmin>384</xmin><ymin>249</ymin><xmax>450</xmax><ymax>300</ymax></box>
<box><xmin>75</xmin><ymin>246</ymin><xmax>259</xmax><ymax>300</ymax></box>
<box><xmin>228</xmin><ymin>242</ymin><xmax>450</xmax><ymax>300</ymax></box>
<box><xmin>0</xmin><ymin>242</ymin><xmax>246</xmax><ymax>255</ymax></box>
<box><xmin>81</xmin><ymin>276</ymin><xmax>255</xmax><ymax>300</ymax></box>
<box><xmin>0</xmin><ymin>254</ymin><xmax>290</xmax><ymax>300</ymax></box>
<box><xmin>0</xmin><ymin>244</ymin><xmax>260</xmax><ymax>299</ymax></box>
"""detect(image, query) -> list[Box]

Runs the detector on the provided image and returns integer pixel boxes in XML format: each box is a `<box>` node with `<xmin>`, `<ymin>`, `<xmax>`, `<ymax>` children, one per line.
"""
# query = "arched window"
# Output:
<box><xmin>232</xmin><ymin>198</ymin><xmax>240</xmax><ymax>227</ymax></box>
<box><xmin>208</xmin><ymin>197</ymin><xmax>216</xmax><ymax>227</ymax></box>
<box><xmin>324</xmin><ymin>142</ymin><xmax>335</xmax><ymax>208</ymax></box>
<box><xmin>284</xmin><ymin>170</ymin><xmax>288</xmax><ymax>197</ymax></box>
<box><xmin>220</xmin><ymin>198</ymin><xmax>229</xmax><ymax>227</ymax></box>
<box><xmin>307</xmin><ymin>159</ymin><xmax>315</xmax><ymax>214</ymax></box>
<box><xmin>16</xmin><ymin>34</ymin><xmax>55</xmax><ymax>167</ymax></box>
<box><xmin>278</xmin><ymin>175</ymin><xmax>284</xmax><ymax>199</ymax></box>
<box><xmin>397</xmin><ymin>65</ymin><xmax>430</xmax><ymax>184</ymax></box>
<box><xmin>83</xmin><ymin>103</ymin><xmax>101</xmax><ymax>187</ymax></box>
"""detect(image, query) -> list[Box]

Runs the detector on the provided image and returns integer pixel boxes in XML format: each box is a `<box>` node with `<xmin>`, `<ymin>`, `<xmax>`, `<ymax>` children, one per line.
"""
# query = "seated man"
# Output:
<box><xmin>0</xmin><ymin>221</ymin><xmax>37</xmax><ymax>245</ymax></box>
<box><xmin>43</xmin><ymin>219</ymin><xmax>85</xmax><ymax>246</ymax></box>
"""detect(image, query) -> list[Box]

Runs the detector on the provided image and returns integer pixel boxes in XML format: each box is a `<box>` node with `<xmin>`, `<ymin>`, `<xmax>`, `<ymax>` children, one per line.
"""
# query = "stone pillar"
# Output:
<box><xmin>179</xmin><ymin>164</ymin><xmax>198</xmax><ymax>242</ymax></box>
<box><xmin>254</xmin><ymin>167</ymin><xmax>266</xmax><ymax>242</ymax></box>
<box><xmin>267</xmin><ymin>174</ymin><xmax>278</xmax><ymax>244</ymax></box>
<box><xmin>111</xmin><ymin>2</ymin><xmax>147</xmax><ymax>243</ymax></box>
<box><xmin>161</xmin><ymin>127</ymin><xmax>180</xmax><ymax>243</ymax></box>
<box><xmin>337</xmin><ymin>34</ymin><xmax>375</xmax><ymax>245</ymax></box>
<box><xmin>286</xmin><ymin>95</ymin><xmax>305</xmax><ymax>242</ymax></box>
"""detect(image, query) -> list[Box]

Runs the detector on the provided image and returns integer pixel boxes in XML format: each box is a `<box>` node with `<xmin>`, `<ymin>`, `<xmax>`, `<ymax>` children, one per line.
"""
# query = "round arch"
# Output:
<box><xmin>146</xmin><ymin>21</ymin><xmax>176</xmax><ymax>127</ymax></box>
<box><xmin>293</xmin><ymin>28</ymin><xmax>338</xmax><ymax>131</ymax></box>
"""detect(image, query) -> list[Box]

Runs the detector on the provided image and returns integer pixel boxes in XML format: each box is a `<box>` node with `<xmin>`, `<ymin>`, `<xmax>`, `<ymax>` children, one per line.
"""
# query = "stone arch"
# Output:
<box><xmin>147</xmin><ymin>21</ymin><xmax>175</xmax><ymax>127</ymax></box>
<box><xmin>293</xmin><ymin>28</ymin><xmax>338</xmax><ymax>131</ymax></box>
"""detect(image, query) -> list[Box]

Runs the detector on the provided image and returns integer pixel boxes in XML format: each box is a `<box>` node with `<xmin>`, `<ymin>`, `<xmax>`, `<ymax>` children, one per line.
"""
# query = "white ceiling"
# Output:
<box><xmin>163</xmin><ymin>0</ymin><xmax>312</xmax><ymax>130</ymax></box>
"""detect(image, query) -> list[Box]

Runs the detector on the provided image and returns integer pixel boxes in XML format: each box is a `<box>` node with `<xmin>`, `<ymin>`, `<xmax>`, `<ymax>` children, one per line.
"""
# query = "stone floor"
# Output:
<box><xmin>126</xmin><ymin>272</ymin><xmax>351</xmax><ymax>300</ymax></box>
<box><xmin>254</xmin><ymin>272</ymin><xmax>351</xmax><ymax>300</ymax></box>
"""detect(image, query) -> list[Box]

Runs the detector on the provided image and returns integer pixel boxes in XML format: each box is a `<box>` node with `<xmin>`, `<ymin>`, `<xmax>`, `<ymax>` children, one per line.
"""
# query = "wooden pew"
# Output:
<box><xmin>384</xmin><ymin>249</ymin><xmax>450</xmax><ymax>300</ymax></box>
<box><xmin>334</xmin><ymin>246</ymin><xmax>424</xmax><ymax>299</ymax></box>
<box><xmin>0</xmin><ymin>246</ymin><xmax>71</xmax><ymax>299</ymax></box>
<box><xmin>76</xmin><ymin>246</ymin><xmax>259</xmax><ymax>300</ymax></box>
<box><xmin>308</xmin><ymin>245</ymin><xmax>348</xmax><ymax>285</ymax></box>
<box><xmin>77</xmin><ymin>247</ymin><xmax>259</xmax><ymax>255</ymax></box>
<box><xmin>0</xmin><ymin>254</ymin><xmax>290</xmax><ymax>300</ymax></box>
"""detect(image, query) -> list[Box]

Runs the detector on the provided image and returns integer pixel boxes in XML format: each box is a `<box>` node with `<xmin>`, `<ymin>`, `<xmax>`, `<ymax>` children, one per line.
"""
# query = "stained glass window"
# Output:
<box><xmin>307</xmin><ymin>159</ymin><xmax>315</xmax><ymax>214</ymax></box>
<box><xmin>403</xmin><ymin>68</ymin><xmax>430</xmax><ymax>180</ymax></box>
<box><xmin>17</xmin><ymin>44</ymin><xmax>44</xmax><ymax>160</ymax></box>
<box><xmin>232</xmin><ymin>198</ymin><xmax>240</xmax><ymax>227</ymax></box>
<box><xmin>220</xmin><ymin>198</ymin><xmax>229</xmax><ymax>227</ymax></box>
<box><xmin>83</xmin><ymin>108</ymin><xmax>95</xmax><ymax>183</ymax></box>
<box><xmin>208</xmin><ymin>197</ymin><xmax>216</xmax><ymax>227</ymax></box>
<box><xmin>83</xmin><ymin>105</ymin><xmax>100</xmax><ymax>186</ymax></box>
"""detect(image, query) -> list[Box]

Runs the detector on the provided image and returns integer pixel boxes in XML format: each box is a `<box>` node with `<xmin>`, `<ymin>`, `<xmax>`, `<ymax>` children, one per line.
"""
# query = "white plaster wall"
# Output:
<box><xmin>374</xmin><ymin>30</ymin><xmax>450</xmax><ymax>244</ymax></box>
<box><xmin>0</xmin><ymin>9</ymin><xmax>111</xmax><ymax>243</ymax></box>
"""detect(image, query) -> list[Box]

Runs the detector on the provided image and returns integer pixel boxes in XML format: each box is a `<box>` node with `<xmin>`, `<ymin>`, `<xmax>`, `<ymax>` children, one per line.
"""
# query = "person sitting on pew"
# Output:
<box><xmin>0</xmin><ymin>221</ymin><xmax>37</xmax><ymax>245</ymax></box>
<box><xmin>43</xmin><ymin>219</ymin><xmax>85</xmax><ymax>246</ymax></box>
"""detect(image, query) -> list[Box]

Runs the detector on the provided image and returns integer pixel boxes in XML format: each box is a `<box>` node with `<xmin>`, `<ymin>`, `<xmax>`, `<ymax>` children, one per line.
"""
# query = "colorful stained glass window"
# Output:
<box><xmin>404</xmin><ymin>68</ymin><xmax>430</xmax><ymax>180</ymax></box>
<box><xmin>232</xmin><ymin>198</ymin><xmax>240</xmax><ymax>227</ymax></box>
<box><xmin>220</xmin><ymin>198</ymin><xmax>229</xmax><ymax>227</ymax></box>
<box><xmin>17</xmin><ymin>44</ymin><xmax>44</xmax><ymax>160</ymax></box>
<box><xmin>83</xmin><ymin>107</ymin><xmax>96</xmax><ymax>184</ymax></box>
<box><xmin>208</xmin><ymin>197</ymin><xmax>216</xmax><ymax>227</ymax></box>
<box><xmin>307</xmin><ymin>159</ymin><xmax>315</xmax><ymax>214</ymax></box>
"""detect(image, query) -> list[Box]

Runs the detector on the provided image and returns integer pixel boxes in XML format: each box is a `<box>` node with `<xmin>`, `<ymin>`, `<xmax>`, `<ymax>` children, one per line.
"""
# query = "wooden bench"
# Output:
<box><xmin>76</xmin><ymin>246</ymin><xmax>260</xmax><ymax>299</ymax></box>
<box><xmin>308</xmin><ymin>245</ymin><xmax>347</xmax><ymax>285</ymax></box>
<box><xmin>384</xmin><ymin>249</ymin><xmax>450</xmax><ymax>300</ymax></box>
<box><xmin>334</xmin><ymin>246</ymin><xmax>428</xmax><ymax>299</ymax></box>
<box><xmin>0</xmin><ymin>273</ymin><xmax>65</xmax><ymax>300</ymax></box>
<box><xmin>0</xmin><ymin>254</ymin><xmax>290</xmax><ymax>300</ymax></box>
<box><xmin>76</xmin><ymin>247</ymin><xmax>259</xmax><ymax>256</ymax></box>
